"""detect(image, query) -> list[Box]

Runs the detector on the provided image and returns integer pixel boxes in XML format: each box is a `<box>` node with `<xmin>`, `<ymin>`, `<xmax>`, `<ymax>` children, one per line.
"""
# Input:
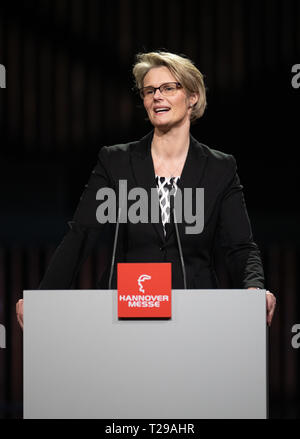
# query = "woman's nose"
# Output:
<box><xmin>153</xmin><ymin>88</ymin><xmax>163</xmax><ymax>98</ymax></box>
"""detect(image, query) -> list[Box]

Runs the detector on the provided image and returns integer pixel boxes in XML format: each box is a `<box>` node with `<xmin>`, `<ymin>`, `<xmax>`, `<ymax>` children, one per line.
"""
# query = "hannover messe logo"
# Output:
<box><xmin>137</xmin><ymin>274</ymin><xmax>151</xmax><ymax>293</ymax></box>
<box><xmin>117</xmin><ymin>263</ymin><xmax>171</xmax><ymax>318</ymax></box>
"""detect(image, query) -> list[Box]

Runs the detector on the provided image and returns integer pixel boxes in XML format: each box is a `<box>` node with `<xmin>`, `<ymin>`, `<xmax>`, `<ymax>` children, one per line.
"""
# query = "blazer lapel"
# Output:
<box><xmin>178</xmin><ymin>134</ymin><xmax>208</xmax><ymax>190</ymax></box>
<box><xmin>171</xmin><ymin>134</ymin><xmax>208</xmax><ymax>241</ymax></box>
<box><xmin>130</xmin><ymin>131</ymin><xmax>165</xmax><ymax>242</ymax></box>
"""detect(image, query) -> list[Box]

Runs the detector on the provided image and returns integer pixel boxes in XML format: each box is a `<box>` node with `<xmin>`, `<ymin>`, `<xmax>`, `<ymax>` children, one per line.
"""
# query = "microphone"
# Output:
<box><xmin>173</xmin><ymin>206</ymin><xmax>187</xmax><ymax>290</ymax></box>
<box><xmin>108</xmin><ymin>207</ymin><xmax>121</xmax><ymax>290</ymax></box>
<box><xmin>169</xmin><ymin>183</ymin><xmax>187</xmax><ymax>290</ymax></box>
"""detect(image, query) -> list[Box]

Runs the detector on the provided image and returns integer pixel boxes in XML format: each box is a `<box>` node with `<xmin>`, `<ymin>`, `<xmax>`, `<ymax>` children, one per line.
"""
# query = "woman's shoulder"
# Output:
<box><xmin>99</xmin><ymin>131</ymin><xmax>153</xmax><ymax>158</ymax></box>
<box><xmin>95</xmin><ymin>140</ymin><xmax>138</xmax><ymax>170</ymax></box>
<box><xmin>191</xmin><ymin>135</ymin><xmax>237</xmax><ymax>172</ymax></box>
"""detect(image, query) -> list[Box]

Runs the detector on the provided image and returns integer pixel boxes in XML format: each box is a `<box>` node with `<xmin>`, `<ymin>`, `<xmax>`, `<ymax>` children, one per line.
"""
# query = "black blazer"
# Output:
<box><xmin>39</xmin><ymin>131</ymin><xmax>264</xmax><ymax>290</ymax></box>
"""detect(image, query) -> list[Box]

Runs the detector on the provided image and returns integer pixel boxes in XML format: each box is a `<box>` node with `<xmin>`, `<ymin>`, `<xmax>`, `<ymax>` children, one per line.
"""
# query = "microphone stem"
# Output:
<box><xmin>173</xmin><ymin>206</ymin><xmax>187</xmax><ymax>290</ymax></box>
<box><xmin>108</xmin><ymin>207</ymin><xmax>121</xmax><ymax>290</ymax></box>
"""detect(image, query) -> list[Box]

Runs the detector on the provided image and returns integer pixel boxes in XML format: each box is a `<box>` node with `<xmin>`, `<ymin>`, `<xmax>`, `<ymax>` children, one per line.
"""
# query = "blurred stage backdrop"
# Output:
<box><xmin>0</xmin><ymin>0</ymin><xmax>300</xmax><ymax>419</ymax></box>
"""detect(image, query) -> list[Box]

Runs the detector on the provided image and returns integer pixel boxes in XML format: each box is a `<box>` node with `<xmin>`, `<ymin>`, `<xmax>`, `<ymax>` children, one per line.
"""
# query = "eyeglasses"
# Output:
<box><xmin>139</xmin><ymin>82</ymin><xmax>182</xmax><ymax>99</ymax></box>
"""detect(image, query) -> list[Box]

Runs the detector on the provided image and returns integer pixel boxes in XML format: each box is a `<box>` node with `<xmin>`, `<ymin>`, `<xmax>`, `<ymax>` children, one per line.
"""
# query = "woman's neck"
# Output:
<box><xmin>151</xmin><ymin>124</ymin><xmax>191</xmax><ymax>178</ymax></box>
<box><xmin>151</xmin><ymin>124</ymin><xmax>190</xmax><ymax>160</ymax></box>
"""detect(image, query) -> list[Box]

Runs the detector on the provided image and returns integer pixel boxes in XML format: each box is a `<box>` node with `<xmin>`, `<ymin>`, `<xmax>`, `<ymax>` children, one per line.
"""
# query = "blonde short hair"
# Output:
<box><xmin>132</xmin><ymin>51</ymin><xmax>207</xmax><ymax>122</ymax></box>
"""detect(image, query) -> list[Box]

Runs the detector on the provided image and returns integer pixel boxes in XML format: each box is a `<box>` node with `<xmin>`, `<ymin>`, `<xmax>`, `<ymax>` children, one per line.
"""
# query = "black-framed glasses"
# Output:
<box><xmin>139</xmin><ymin>82</ymin><xmax>182</xmax><ymax>99</ymax></box>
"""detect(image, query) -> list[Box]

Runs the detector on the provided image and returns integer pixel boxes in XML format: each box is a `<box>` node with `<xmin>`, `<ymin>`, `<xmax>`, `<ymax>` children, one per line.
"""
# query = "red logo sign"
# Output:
<box><xmin>117</xmin><ymin>263</ymin><xmax>172</xmax><ymax>318</ymax></box>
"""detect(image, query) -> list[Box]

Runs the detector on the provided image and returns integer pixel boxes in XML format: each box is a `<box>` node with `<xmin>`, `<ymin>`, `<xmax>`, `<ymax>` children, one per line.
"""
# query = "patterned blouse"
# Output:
<box><xmin>155</xmin><ymin>176</ymin><xmax>180</xmax><ymax>235</ymax></box>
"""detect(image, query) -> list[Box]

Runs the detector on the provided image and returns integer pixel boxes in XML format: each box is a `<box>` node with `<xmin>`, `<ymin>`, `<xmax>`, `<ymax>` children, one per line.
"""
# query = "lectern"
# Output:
<box><xmin>23</xmin><ymin>289</ymin><xmax>267</xmax><ymax>419</ymax></box>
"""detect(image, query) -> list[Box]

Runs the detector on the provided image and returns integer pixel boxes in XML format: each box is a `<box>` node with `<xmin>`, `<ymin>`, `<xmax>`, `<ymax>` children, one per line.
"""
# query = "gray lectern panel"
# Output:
<box><xmin>24</xmin><ymin>289</ymin><xmax>267</xmax><ymax>419</ymax></box>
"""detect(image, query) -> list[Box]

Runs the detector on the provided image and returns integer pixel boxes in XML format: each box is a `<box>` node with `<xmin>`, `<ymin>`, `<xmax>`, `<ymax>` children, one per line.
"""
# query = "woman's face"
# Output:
<box><xmin>142</xmin><ymin>66</ymin><xmax>197</xmax><ymax>131</ymax></box>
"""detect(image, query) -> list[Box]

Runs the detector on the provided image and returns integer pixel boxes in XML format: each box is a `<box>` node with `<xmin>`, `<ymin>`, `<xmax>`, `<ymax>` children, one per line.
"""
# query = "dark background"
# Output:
<box><xmin>0</xmin><ymin>0</ymin><xmax>299</xmax><ymax>419</ymax></box>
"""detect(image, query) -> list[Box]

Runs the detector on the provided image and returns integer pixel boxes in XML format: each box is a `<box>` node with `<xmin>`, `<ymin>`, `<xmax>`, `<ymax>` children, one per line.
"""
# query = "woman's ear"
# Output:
<box><xmin>188</xmin><ymin>93</ymin><xmax>199</xmax><ymax>108</ymax></box>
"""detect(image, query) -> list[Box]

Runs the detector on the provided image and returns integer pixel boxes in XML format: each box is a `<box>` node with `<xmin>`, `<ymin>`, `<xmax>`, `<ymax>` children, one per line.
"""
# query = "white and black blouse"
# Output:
<box><xmin>155</xmin><ymin>175</ymin><xmax>180</xmax><ymax>235</ymax></box>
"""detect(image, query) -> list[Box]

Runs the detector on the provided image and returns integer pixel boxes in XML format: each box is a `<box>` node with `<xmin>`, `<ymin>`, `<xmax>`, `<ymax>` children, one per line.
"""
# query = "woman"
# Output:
<box><xmin>16</xmin><ymin>51</ymin><xmax>276</xmax><ymax>327</ymax></box>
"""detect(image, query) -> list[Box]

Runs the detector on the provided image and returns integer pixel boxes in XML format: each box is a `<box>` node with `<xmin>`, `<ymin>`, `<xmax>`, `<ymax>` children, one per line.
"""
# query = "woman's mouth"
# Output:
<box><xmin>153</xmin><ymin>107</ymin><xmax>170</xmax><ymax>114</ymax></box>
